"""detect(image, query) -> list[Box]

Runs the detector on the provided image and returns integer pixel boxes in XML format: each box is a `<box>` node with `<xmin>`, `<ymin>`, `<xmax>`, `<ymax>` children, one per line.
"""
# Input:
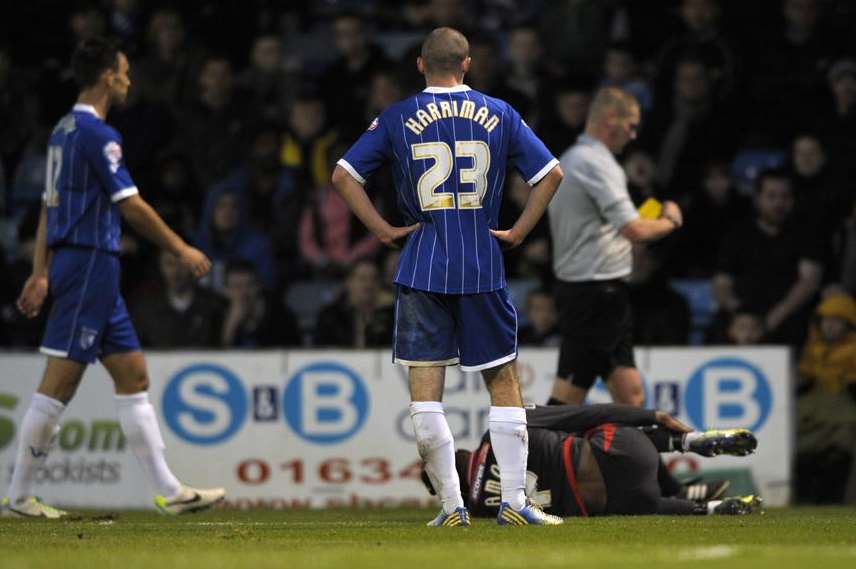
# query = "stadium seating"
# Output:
<box><xmin>670</xmin><ymin>278</ymin><xmax>718</xmax><ymax>345</ymax></box>
<box><xmin>730</xmin><ymin>148</ymin><xmax>787</xmax><ymax>195</ymax></box>
<box><xmin>286</xmin><ymin>279</ymin><xmax>341</xmax><ymax>335</ymax></box>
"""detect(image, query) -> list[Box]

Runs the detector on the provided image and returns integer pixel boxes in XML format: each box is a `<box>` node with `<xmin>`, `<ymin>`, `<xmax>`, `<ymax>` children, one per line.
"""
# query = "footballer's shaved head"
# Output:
<box><xmin>420</xmin><ymin>27</ymin><xmax>469</xmax><ymax>75</ymax></box>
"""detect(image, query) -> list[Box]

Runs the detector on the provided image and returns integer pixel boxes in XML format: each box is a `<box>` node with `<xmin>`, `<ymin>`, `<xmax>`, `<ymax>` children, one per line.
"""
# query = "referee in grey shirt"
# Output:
<box><xmin>547</xmin><ymin>87</ymin><xmax>683</xmax><ymax>407</ymax></box>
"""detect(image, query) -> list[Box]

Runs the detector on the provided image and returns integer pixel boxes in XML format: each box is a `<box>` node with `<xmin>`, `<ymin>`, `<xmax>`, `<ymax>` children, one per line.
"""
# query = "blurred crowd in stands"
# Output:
<box><xmin>1</xmin><ymin>0</ymin><xmax>855</xmax><ymax>501</ymax></box>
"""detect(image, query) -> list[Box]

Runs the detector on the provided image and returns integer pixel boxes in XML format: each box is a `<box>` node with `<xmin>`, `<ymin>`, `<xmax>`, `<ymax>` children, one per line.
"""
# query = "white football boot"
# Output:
<box><xmin>2</xmin><ymin>496</ymin><xmax>68</xmax><ymax>519</ymax></box>
<box><xmin>154</xmin><ymin>485</ymin><xmax>225</xmax><ymax>515</ymax></box>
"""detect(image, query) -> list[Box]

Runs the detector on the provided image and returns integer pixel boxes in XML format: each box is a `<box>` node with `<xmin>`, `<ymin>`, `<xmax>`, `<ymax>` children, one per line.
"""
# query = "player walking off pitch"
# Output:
<box><xmin>3</xmin><ymin>37</ymin><xmax>224</xmax><ymax>518</ymax></box>
<box><xmin>332</xmin><ymin>27</ymin><xmax>564</xmax><ymax>526</ymax></box>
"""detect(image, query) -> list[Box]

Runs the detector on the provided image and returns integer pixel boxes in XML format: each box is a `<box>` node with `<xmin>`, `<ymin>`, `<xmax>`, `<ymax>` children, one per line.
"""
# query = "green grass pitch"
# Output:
<box><xmin>2</xmin><ymin>507</ymin><xmax>855</xmax><ymax>569</ymax></box>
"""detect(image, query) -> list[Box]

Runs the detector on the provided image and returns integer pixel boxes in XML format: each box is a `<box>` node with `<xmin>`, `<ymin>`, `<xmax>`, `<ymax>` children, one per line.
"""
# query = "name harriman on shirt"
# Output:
<box><xmin>403</xmin><ymin>99</ymin><xmax>500</xmax><ymax>135</ymax></box>
<box><xmin>340</xmin><ymin>84</ymin><xmax>557</xmax><ymax>295</ymax></box>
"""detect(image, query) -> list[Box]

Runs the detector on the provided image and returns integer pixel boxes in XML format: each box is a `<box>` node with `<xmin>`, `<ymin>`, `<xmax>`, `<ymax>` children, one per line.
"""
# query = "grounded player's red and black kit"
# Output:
<box><xmin>464</xmin><ymin>405</ymin><xmax>702</xmax><ymax>517</ymax></box>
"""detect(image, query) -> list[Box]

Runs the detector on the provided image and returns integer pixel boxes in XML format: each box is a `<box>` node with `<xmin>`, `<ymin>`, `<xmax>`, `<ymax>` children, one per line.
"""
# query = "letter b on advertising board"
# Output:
<box><xmin>283</xmin><ymin>362</ymin><xmax>369</xmax><ymax>444</ymax></box>
<box><xmin>685</xmin><ymin>357</ymin><xmax>772</xmax><ymax>431</ymax></box>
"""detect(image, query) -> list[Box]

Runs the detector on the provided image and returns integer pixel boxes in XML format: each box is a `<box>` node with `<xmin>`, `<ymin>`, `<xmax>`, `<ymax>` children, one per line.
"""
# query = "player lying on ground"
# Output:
<box><xmin>422</xmin><ymin>404</ymin><xmax>760</xmax><ymax>519</ymax></box>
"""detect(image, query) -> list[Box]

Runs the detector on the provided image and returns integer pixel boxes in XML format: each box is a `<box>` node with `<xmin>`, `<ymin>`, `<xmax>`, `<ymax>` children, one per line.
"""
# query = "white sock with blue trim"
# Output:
<box><xmin>7</xmin><ymin>393</ymin><xmax>65</xmax><ymax>503</ymax></box>
<box><xmin>410</xmin><ymin>401</ymin><xmax>464</xmax><ymax>514</ymax></box>
<box><xmin>116</xmin><ymin>392</ymin><xmax>181</xmax><ymax>499</ymax></box>
<box><xmin>489</xmin><ymin>406</ymin><xmax>528</xmax><ymax>511</ymax></box>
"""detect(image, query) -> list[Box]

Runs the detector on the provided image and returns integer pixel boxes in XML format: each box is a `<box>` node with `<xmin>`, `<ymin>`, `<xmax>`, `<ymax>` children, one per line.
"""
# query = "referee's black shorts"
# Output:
<box><xmin>554</xmin><ymin>278</ymin><xmax>636</xmax><ymax>389</ymax></box>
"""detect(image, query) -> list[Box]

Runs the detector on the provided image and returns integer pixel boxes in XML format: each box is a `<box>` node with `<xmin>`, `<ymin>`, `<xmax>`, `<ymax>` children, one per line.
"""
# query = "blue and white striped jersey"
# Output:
<box><xmin>338</xmin><ymin>85</ymin><xmax>557</xmax><ymax>295</ymax></box>
<box><xmin>44</xmin><ymin>104</ymin><xmax>139</xmax><ymax>253</ymax></box>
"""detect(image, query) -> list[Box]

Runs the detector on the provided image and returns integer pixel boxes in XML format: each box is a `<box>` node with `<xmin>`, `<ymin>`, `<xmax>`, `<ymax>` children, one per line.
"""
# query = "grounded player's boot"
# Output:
<box><xmin>2</xmin><ymin>496</ymin><xmax>68</xmax><ymax>519</ymax></box>
<box><xmin>711</xmin><ymin>495</ymin><xmax>763</xmax><ymax>515</ymax></box>
<box><xmin>497</xmin><ymin>500</ymin><xmax>564</xmax><ymax>526</ymax></box>
<box><xmin>426</xmin><ymin>507</ymin><xmax>471</xmax><ymax>527</ymax></box>
<box><xmin>678</xmin><ymin>479</ymin><xmax>730</xmax><ymax>502</ymax></box>
<box><xmin>154</xmin><ymin>485</ymin><xmax>225</xmax><ymax>515</ymax></box>
<box><xmin>686</xmin><ymin>428</ymin><xmax>757</xmax><ymax>457</ymax></box>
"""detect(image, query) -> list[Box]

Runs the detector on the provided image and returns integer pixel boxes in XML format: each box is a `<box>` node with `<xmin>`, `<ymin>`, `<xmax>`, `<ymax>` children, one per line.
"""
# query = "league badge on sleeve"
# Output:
<box><xmin>103</xmin><ymin>141</ymin><xmax>123</xmax><ymax>173</ymax></box>
<box><xmin>367</xmin><ymin>117</ymin><xmax>379</xmax><ymax>131</ymax></box>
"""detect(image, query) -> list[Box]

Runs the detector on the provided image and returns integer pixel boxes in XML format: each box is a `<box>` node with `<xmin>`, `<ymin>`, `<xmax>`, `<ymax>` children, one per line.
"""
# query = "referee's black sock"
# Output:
<box><xmin>546</xmin><ymin>397</ymin><xmax>565</xmax><ymax>406</ymax></box>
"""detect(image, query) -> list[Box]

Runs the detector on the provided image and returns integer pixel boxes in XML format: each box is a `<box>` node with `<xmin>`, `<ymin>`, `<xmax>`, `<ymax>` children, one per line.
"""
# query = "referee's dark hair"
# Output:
<box><xmin>71</xmin><ymin>37</ymin><xmax>120</xmax><ymax>89</ymax></box>
<box><xmin>753</xmin><ymin>167</ymin><xmax>792</xmax><ymax>195</ymax></box>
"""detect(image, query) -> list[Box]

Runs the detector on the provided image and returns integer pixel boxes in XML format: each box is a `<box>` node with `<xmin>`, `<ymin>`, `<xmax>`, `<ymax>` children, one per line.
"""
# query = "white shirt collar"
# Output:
<box><xmin>423</xmin><ymin>84</ymin><xmax>472</xmax><ymax>94</ymax></box>
<box><xmin>579</xmin><ymin>134</ymin><xmax>610</xmax><ymax>154</ymax></box>
<box><xmin>73</xmin><ymin>103</ymin><xmax>102</xmax><ymax>119</ymax></box>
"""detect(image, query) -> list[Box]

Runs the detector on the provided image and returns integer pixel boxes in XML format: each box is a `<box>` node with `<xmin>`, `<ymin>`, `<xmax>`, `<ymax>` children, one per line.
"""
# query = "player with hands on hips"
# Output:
<box><xmin>332</xmin><ymin>27</ymin><xmax>564</xmax><ymax>526</ymax></box>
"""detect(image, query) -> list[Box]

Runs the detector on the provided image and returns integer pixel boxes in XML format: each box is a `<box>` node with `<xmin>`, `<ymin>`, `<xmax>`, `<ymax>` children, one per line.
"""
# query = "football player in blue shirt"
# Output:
<box><xmin>332</xmin><ymin>28</ymin><xmax>564</xmax><ymax>526</ymax></box>
<box><xmin>3</xmin><ymin>38</ymin><xmax>224</xmax><ymax>518</ymax></box>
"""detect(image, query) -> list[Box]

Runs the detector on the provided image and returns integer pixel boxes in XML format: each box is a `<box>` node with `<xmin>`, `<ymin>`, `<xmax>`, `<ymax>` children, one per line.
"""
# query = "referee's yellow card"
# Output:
<box><xmin>637</xmin><ymin>198</ymin><xmax>662</xmax><ymax>219</ymax></box>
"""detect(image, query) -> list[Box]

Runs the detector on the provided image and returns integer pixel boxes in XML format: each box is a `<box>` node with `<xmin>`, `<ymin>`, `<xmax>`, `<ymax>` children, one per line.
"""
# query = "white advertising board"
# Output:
<box><xmin>0</xmin><ymin>347</ymin><xmax>791</xmax><ymax>509</ymax></box>
<box><xmin>0</xmin><ymin>354</ymin><xmax>149</xmax><ymax>508</ymax></box>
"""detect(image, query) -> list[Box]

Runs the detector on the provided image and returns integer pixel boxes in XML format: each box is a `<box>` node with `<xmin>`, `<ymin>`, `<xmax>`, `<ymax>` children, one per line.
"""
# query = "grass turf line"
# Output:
<box><xmin>1</xmin><ymin>507</ymin><xmax>855</xmax><ymax>569</ymax></box>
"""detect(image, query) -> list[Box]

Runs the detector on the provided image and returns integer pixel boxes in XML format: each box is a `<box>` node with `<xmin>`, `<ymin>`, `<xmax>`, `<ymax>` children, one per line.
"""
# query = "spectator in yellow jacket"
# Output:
<box><xmin>798</xmin><ymin>293</ymin><xmax>856</xmax><ymax>394</ymax></box>
<box><xmin>796</xmin><ymin>292</ymin><xmax>856</xmax><ymax>503</ymax></box>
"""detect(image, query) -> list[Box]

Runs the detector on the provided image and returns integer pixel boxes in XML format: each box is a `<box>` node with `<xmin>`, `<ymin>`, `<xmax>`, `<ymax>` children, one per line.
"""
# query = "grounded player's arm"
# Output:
<box><xmin>331</xmin><ymin>165</ymin><xmax>419</xmax><ymax>247</ymax></box>
<box><xmin>764</xmin><ymin>259</ymin><xmax>822</xmax><ymax>332</ymax></box>
<box><xmin>16</xmin><ymin>204</ymin><xmax>53</xmax><ymax>318</ymax></box>
<box><xmin>528</xmin><ymin>404</ymin><xmax>691</xmax><ymax>433</ymax></box>
<box><xmin>118</xmin><ymin>194</ymin><xmax>210</xmax><ymax>278</ymax></box>
<box><xmin>619</xmin><ymin>201</ymin><xmax>682</xmax><ymax>242</ymax></box>
<box><xmin>491</xmin><ymin>165</ymin><xmax>563</xmax><ymax>248</ymax></box>
<box><xmin>526</xmin><ymin>403</ymin><xmax>657</xmax><ymax>432</ymax></box>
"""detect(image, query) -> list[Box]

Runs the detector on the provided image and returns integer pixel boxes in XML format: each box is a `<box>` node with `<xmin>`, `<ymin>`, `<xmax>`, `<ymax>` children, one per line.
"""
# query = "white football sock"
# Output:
<box><xmin>115</xmin><ymin>392</ymin><xmax>181</xmax><ymax>499</ymax></box>
<box><xmin>7</xmin><ymin>393</ymin><xmax>65</xmax><ymax>502</ymax></box>
<box><xmin>489</xmin><ymin>406</ymin><xmax>528</xmax><ymax>511</ymax></box>
<box><xmin>410</xmin><ymin>401</ymin><xmax>464</xmax><ymax>514</ymax></box>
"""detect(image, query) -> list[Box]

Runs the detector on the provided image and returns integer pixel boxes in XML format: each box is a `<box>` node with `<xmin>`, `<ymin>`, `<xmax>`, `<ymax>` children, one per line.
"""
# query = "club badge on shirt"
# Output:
<box><xmin>79</xmin><ymin>326</ymin><xmax>98</xmax><ymax>350</ymax></box>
